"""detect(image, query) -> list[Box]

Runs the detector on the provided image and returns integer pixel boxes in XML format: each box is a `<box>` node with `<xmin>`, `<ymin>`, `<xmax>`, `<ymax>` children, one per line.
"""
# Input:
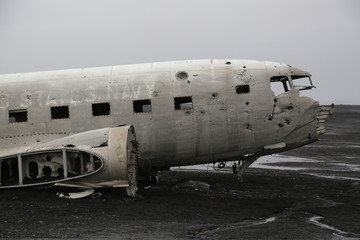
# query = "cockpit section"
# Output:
<box><xmin>269</xmin><ymin>74</ymin><xmax>315</xmax><ymax>97</ymax></box>
<box><xmin>266</xmin><ymin>61</ymin><xmax>315</xmax><ymax>97</ymax></box>
<box><xmin>265</xmin><ymin>61</ymin><xmax>331</xmax><ymax>148</ymax></box>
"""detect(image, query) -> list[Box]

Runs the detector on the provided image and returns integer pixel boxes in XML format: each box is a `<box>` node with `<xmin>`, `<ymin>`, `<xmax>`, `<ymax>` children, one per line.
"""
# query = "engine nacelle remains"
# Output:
<box><xmin>0</xmin><ymin>125</ymin><xmax>138</xmax><ymax>197</ymax></box>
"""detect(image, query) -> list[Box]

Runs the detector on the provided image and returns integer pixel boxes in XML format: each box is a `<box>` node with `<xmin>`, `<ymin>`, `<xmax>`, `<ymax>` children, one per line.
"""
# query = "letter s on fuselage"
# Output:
<box><xmin>0</xmin><ymin>59</ymin><xmax>329</xmax><ymax>171</ymax></box>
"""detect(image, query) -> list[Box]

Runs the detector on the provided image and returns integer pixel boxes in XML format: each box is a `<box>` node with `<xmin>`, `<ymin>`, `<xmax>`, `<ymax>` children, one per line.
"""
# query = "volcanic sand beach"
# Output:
<box><xmin>0</xmin><ymin>105</ymin><xmax>359</xmax><ymax>239</ymax></box>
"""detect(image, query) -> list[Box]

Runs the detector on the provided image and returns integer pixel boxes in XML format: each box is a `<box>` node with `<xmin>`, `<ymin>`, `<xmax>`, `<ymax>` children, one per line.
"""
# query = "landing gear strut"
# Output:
<box><xmin>232</xmin><ymin>156</ymin><xmax>258</xmax><ymax>182</ymax></box>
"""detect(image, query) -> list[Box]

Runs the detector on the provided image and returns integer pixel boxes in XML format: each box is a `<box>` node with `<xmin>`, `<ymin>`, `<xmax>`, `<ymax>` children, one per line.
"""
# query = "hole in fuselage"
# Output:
<box><xmin>29</xmin><ymin>162</ymin><xmax>39</xmax><ymax>179</ymax></box>
<box><xmin>57</xmin><ymin>168</ymin><xmax>64</xmax><ymax>177</ymax></box>
<box><xmin>42</xmin><ymin>166</ymin><xmax>52</xmax><ymax>177</ymax></box>
<box><xmin>176</xmin><ymin>71</ymin><xmax>189</xmax><ymax>80</ymax></box>
<box><xmin>235</xmin><ymin>85</ymin><xmax>250</xmax><ymax>94</ymax></box>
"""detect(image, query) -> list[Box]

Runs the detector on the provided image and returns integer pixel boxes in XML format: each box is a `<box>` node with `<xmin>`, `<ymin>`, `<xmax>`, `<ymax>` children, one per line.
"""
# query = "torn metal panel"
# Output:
<box><xmin>316</xmin><ymin>105</ymin><xmax>334</xmax><ymax>136</ymax></box>
<box><xmin>57</xmin><ymin>186</ymin><xmax>95</xmax><ymax>199</ymax></box>
<box><xmin>176</xmin><ymin>180</ymin><xmax>210</xmax><ymax>191</ymax></box>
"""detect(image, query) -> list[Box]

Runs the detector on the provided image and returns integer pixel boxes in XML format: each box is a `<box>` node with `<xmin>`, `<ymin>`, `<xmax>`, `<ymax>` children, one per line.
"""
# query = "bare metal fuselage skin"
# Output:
<box><xmin>0</xmin><ymin>59</ymin><xmax>327</xmax><ymax>172</ymax></box>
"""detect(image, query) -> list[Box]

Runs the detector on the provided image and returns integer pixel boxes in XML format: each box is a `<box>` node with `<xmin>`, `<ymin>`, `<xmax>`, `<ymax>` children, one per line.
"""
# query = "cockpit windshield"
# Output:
<box><xmin>291</xmin><ymin>75</ymin><xmax>315</xmax><ymax>91</ymax></box>
<box><xmin>270</xmin><ymin>76</ymin><xmax>291</xmax><ymax>96</ymax></box>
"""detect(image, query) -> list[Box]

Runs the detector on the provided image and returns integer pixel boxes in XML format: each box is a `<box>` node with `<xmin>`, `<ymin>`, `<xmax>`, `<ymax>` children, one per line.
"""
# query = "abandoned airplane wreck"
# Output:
<box><xmin>0</xmin><ymin>59</ymin><xmax>333</xmax><ymax>196</ymax></box>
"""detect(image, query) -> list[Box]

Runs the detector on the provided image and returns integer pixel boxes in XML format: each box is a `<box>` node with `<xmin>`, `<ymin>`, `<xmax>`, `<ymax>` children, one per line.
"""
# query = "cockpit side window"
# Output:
<box><xmin>291</xmin><ymin>75</ymin><xmax>315</xmax><ymax>91</ymax></box>
<box><xmin>270</xmin><ymin>76</ymin><xmax>291</xmax><ymax>96</ymax></box>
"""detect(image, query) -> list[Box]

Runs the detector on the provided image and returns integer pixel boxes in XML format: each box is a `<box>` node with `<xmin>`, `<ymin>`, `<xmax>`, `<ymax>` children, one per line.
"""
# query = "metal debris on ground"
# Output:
<box><xmin>176</xmin><ymin>180</ymin><xmax>210</xmax><ymax>191</ymax></box>
<box><xmin>57</xmin><ymin>188</ymin><xmax>94</xmax><ymax>199</ymax></box>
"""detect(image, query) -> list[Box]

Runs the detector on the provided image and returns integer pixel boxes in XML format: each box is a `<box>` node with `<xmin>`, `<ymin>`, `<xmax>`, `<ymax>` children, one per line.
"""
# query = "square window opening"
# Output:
<box><xmin>51</xmin><ymin>106</ymin><xmax>70</xmax><ymax>119</ymax></box>
<box><xmin>92</xmin><ymin>102</ymin><xmax>111</xmax><ymax>116</ymax></box>
<box><xmin>174</xmin><ymin>96</ymin><xmax>193</xmax><ymax>110</ymax></box>
<box><xmin>9</xmin><ymin>109</ymin><xmax>28</xmax><ymax>123</ymax></box>
<box><xmin>235</xmin><ymin>85</ymin><xmax>250</xmax><ymax>94</ymax></box>
<box><xmin>133</xmin><ymin>100</ymin><xmax>152</xmax><ymax>113</ymax></box>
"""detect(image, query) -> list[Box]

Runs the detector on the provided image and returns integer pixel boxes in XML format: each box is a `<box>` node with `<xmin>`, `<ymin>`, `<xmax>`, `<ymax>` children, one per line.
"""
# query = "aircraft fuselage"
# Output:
<box><xmin>0</xmin><ymin>59</ymin><xmax>328</xmax><ymax>173</ymax></box>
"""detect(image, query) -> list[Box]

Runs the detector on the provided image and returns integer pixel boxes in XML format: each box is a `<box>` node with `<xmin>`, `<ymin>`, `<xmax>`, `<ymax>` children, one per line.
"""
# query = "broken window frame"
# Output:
<box><xmin>92</xmin><ymin>102</ymin><xmax>111</xmax><ymax>117</ymax></box>
<box><xmin>291</xmin><ymin>75</ymin><xmax>315</xmax><ymax>91</ymax></box>
<box><xmin>9</xmin><ymin>109</ymin><xmax>28</xmax><ymax>123</ymax></box>
<box><xmin>133</xmin><ymin>99</ymin><xmax>152</xmax><ymax>113</ymax></box>
<box><xmin>270</xmin><ymin>76</ymin><xmax>292</xmax><ymax>96</ymax></box>
<box><xmin>50</xmin><ymin>105</ymin><xmax>70</xmax><ymax>120</ymax></box>
<box><xmin>174</xmin><ymin>96</ymin><xmax>193</xmax><ymax>110</ymax></box>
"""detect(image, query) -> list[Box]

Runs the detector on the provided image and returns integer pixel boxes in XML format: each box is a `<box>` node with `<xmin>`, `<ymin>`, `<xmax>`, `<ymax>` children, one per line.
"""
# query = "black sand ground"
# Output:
<box><xmin>0</xmin><ymin>105</ymin><xmax>359</xmax><ymax>239</ymax></box>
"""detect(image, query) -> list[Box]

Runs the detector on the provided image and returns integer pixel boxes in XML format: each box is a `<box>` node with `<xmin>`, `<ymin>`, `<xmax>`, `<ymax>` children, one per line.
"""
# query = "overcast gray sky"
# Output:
<box><xmin>0</xmin><ymin>0</ymin><xmax>359</xmax><ymax>104</ymax></box>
